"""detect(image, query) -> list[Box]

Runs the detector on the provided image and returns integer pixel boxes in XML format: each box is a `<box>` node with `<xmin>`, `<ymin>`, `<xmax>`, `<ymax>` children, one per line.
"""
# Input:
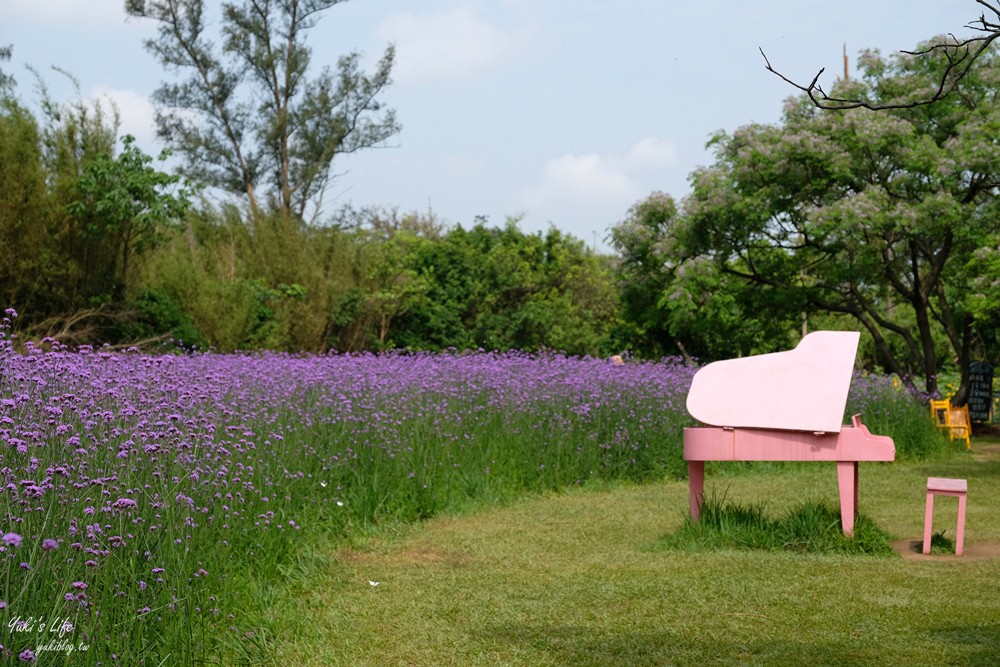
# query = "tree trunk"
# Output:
<box><xmin>950</xmin><ymin>318</ymin><xmax>974</xmax><ymax>406</ymax></box>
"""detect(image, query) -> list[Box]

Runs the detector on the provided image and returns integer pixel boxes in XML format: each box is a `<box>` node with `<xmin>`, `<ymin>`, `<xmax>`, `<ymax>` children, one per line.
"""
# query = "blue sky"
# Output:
<box><xmin>0</xmin><ymin>0</ymin><xmax>976</xmax><ymax>250</ymax></box>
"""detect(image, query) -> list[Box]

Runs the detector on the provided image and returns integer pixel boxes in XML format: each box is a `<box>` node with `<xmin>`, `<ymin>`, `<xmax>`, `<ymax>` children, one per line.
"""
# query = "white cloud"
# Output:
<box><xmin>526</xmin><ymin>153</ymin><xmax>637</xmax><ymax>205</ymax></box>
<box><xmin>513</xmin><ymin>136</ymin><xmax>681</xmax><ymax>245</ymax></box>
<box><xmin>90</xmin><ymin>86</ymin><xmax>158</xmax><ymax>146</ymax></box>
<box><xmin>519</xmin><ymin>137</ymin><xmax>679</xmax><ymax>211</ymax></box>
<box><xmin>515</xmin><ymin>153</ymin><xmax>639</xmax><ymax>245</ymax></box>
<box><xmin>623</xmin><ymin>136</ymin><xmax>679</xmax><ymax>170</ymax></box>
<box><xmin>377</xmin><ymin>7</ymin><xmax>536</xmax><ymax>84</ymax></box>
<box><xmin>0</xmin><ymin>0</ymin><xmax>129</xmax><ymax>27</ymax></box>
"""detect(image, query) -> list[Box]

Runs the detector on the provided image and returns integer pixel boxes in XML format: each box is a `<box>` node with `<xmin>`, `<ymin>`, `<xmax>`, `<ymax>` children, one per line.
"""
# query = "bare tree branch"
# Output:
<box><xmin>762</xmin><ymin>0</ymin><xmax>1000</xmax><ymax>110</ymax></box>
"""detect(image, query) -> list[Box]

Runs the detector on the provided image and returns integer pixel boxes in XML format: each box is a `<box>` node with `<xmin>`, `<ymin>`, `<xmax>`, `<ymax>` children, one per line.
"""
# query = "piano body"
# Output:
<box><xmin>683</xmin><ymin>331</ymin><xmax>895</xmax><ymax>535</ymax></box>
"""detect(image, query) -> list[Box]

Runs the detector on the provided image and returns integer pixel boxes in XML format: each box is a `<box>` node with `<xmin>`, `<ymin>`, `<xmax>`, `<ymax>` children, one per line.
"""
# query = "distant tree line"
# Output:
<box><xmin>139</xmin><ymin>205</ymin><xmax>621</xmax><ymax>354</ymax></box>
<box><xmin>0</xmin><ymin>85</ymin><xmax>618</xmax><ymax>355</ymax></box>
<box><xmin>1</xmin><ymin>48</ymin><xmax>618</xmax><ymax>357</ymax></box>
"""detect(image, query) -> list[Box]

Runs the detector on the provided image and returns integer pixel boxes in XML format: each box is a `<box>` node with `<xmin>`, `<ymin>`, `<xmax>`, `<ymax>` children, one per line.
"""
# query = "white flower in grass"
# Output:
<box><xmin>368</xmin><ymin>580</ymin><xmax>380</xmax><ymax>587</ymax></box>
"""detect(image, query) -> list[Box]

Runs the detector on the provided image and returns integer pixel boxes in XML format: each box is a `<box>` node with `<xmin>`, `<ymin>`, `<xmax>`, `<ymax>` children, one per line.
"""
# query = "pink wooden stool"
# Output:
<box><xmin>922</xmin><ymin>477</ymin><xmax>967</xmax><ymax>556</ymax></box>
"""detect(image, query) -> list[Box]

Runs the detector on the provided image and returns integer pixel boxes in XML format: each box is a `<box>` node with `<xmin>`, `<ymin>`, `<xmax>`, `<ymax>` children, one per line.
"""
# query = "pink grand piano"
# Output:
<box><xmin>683</xmin><ymin>331</ymin><xmax>895</xmax><ymax>535</ymax></box>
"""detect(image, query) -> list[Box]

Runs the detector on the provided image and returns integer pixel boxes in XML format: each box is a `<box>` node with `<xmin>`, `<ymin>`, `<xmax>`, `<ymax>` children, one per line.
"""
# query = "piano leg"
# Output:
<box><xmin>836</xmin><ymin>461</ymin><xmax>859</xmax><ymax>536</ymax></box>
<box><xmin>688</xmin><ymin>461</ymin><xmax>705</xmax><ymax>521</ymax></box>
<box><xmin>853</xmin><ymin>462</ymin><xmax>859</xmax><ymax>514</ymax></box>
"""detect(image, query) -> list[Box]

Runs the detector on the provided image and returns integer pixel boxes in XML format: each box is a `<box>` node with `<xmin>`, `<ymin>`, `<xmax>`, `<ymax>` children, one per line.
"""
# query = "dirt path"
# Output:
<box><xmin>972</xmin><ymin>442</ymin><xmax>1000</xmax><ymax>462</ymax></box>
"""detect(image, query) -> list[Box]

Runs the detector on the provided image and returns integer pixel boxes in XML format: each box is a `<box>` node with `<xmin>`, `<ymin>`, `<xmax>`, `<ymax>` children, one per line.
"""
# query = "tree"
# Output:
<box><xmin>609</xmin><ymin>192</ymin><xmax>796</xmax><ymax>361</ymax></box>
<box><xmin>608</xmin><ymin>193</ymin><xmax>683</xmax><ymax>357</ymax></box>
<box><xmin>0</xmin><ymin>62</ymin><xmax>194</xmax><ymax>342</ymax></box>
<box><xmin>346</xmin><ymin>231</ymin><xmax>430</xmax><ymax>350</ymax></box>
<box><xmin>0</xmin><ymin>44</ymin><xmax>13</xmax><ymax>91</ymax></box>
<box><xmin>673</xmin><ymin>39</ymin><xmax>1000</xmax><ymax>399</ymax></box>
<box><xmin>763</xmin><ymin>0</ymin><xmax>1000</xmax><ymax>110</ymax></box>
<box><xmin>0</xmin><ymin>98</ymin><xmax>51</xmax><ymax>316</ymax></box>
<box><xmin>1</xmin><ymin>68</ymin><xmax>126</xmax><ymax>326</ymax></box>
<box><xmin>68</xmin><ymin>135</ymin><xmax>194</xmax><ymax>300</ymax></box>
<box><xmin>125</xmin><ymin>0</ymin><xmax>399</xmax><ymax>221</ymax></box>
<box><xmin>391</xmin><ymin>220</ymin><xmax>618</xmax><ymax>355</ymax></box>
<box><xmin>32</xmin><ymin>71</ymin><xmax>128</xmax><ymax>308</ymax></box>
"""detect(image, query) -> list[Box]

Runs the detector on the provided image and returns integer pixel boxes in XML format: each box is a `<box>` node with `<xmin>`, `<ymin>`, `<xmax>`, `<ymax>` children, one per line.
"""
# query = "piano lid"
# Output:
<box><xmin>686</xmin><ymin>331</ymin><xmax>860</xmax><ymax>433</ymax></box>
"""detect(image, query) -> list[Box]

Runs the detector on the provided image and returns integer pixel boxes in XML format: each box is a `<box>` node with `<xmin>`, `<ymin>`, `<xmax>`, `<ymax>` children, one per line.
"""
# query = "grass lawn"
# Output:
<box><xmin>270</xmin><ymin>443</ymin><xmax>1000</xmax><ymax>666</ymax></box>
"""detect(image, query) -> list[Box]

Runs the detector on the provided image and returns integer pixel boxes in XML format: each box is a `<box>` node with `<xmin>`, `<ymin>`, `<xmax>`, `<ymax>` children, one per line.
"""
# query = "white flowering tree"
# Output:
<box><xmin>660</xmin><ymin>39</ymin><xmax>1000</xmax><ymax>401</ymax></box>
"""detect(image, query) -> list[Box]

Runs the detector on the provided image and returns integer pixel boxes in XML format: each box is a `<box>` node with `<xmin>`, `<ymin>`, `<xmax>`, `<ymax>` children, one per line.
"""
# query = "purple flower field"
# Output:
<box><xmin>1</xmin><ymin>309</ymin><xmax>700</xmax><ymax>664</ymax></box>
<box><xmin>0</xmin><ymin>304</ymin><xmax>948</xmax><ymax>664</ymax></box>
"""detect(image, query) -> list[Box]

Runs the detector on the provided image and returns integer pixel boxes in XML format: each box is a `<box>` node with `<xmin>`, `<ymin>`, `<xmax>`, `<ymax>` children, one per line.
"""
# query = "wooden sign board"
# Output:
<box><xmin>968</xmin><ymin>361</ymin><xmax>994</xmax><ymax>422</ymax></box>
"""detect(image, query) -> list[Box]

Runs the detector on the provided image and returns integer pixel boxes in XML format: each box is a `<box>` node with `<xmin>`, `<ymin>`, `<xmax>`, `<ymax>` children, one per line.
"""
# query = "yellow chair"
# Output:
<box><xmin>930</xmin><ymin>399</ymin><xmax>971</xmax><ymax>449</ymax></box>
